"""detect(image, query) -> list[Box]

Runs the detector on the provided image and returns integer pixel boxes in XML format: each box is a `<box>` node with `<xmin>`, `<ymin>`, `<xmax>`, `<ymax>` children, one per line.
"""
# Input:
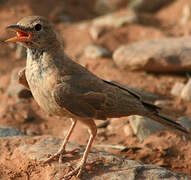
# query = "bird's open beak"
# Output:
<box><xmin>5</xmin><ymin>25</ymin><xmax>32</xmax><ymax>42</ymax></box>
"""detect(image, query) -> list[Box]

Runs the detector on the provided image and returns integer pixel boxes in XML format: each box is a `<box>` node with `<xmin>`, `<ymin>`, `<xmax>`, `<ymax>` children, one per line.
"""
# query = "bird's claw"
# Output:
<box><xmin>62</xmin><ymin>163</ymin><xmax>84</xmax><ymax>180</ymax></box>
<box><xmin>44</xmin><ymin>148</ymin><xmax>79</xmax><ymax>164</ymax></box>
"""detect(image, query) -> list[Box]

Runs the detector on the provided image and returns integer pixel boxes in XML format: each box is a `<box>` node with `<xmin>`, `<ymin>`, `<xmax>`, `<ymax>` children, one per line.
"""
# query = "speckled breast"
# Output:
<box><xmin>25</xmin><ymin>53</ymin><xmax>66</xmax><ymax>116</ymax></box>
<box><xmin>26</xmin><ymin>70</ymin><xmax>62</xmax><ymax>116</ymax></box>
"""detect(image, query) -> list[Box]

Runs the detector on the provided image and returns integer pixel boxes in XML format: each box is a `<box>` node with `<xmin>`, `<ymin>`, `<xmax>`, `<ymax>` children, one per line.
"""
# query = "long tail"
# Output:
<box><xmin>103</xmin><ymin>80</ymin><xmax>190</xmax><ymax>135</ymax></box>
<box><xmin>143</xmin><ymin>101</ymin><xmax>189</xmax><ymax>135</ymax></box>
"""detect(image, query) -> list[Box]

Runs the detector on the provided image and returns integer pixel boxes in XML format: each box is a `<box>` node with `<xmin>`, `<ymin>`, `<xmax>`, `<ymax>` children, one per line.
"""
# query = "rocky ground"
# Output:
<box><xmin>0</xmin><ymin>0</ymin><xmax>191</xmax><ymax>179</ymax></box>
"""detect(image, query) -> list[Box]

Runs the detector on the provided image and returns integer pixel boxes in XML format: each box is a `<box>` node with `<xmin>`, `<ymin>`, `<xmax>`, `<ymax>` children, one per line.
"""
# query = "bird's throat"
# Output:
<box><xmin>27</xmin><ymin>48</ymin><xmax>44</xmax><ymax>62</ymax></box>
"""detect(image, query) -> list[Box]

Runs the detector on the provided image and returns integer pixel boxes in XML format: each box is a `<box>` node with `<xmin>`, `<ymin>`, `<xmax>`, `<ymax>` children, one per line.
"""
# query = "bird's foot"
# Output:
<box><xmin>62</xmin><ymin>159</ymin><xmax>103</xmax><ymax>180</ymax></box>
<box><xmin>44</xmin><ymin>148</ymin><xmax>79</xmax><ymax>164</ymax></box>
<box><xmin>62</xmin><ymin>162</ymin><xmax>84</xmax><ymax>180</ymax></box>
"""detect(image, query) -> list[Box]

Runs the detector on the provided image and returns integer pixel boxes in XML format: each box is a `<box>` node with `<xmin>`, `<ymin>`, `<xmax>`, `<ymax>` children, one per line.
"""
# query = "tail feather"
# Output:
<box><xmin>103</xmin><ymin>79</ymin><xmax>190</xmax><ymax>135</ymax></box>
<box><xmin>142</xmin><ymin>101</ymin><xmax>189</xmax><ymax>135</ymax></box>
<box><xmin>148</xmin><ymin>113</ymin><xmax>189</xmax><ymax>135</ymax></box>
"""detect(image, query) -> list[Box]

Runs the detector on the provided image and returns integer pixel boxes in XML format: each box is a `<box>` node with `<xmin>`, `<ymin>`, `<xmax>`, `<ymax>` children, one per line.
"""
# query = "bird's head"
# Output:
<box><xmin>5</xmin><ymin>16</ymin><xmax>60</xmax><ymax>50</ymax></box>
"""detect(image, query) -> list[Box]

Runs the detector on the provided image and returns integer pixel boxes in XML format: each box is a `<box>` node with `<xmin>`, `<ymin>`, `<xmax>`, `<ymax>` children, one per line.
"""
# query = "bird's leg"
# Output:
<box><xmin>63</xmin><ymin>119</ymin><xmax>97</xmax><ymax>179</ymax></box>
<box><xmin>44</xmin><ymin>118</ymin><xmax>77</xmax><ymax>164</ymax></box>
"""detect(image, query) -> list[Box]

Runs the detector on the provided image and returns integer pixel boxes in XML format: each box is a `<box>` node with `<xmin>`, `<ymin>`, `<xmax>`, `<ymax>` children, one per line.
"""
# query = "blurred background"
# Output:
<box><xmin>0</xmin><ymin>0</ymin><xmax>191</xmax><ymax>178</ymax></box>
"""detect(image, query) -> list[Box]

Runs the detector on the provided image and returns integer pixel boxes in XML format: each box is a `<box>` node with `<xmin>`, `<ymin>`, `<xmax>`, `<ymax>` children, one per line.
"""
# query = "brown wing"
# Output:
<box><xmin>102</xmin><ymin>80</ymin><xmax>141</xmax><ymax>100</ymax></box>
<box><xmin>103</xmin><ymin>79</ymin><xmax>162</xmax><ymax>112</ymax></box>
<box><xmin>52</xmin><ymin>83</ymin><xmax>107</xmax><ymax>120</ymax></box>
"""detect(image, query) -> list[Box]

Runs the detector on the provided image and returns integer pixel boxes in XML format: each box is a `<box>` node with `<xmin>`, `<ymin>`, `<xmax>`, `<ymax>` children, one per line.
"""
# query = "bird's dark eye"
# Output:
<box><xmin>35</xmin><ymin>24</ymin><xmax>42</xmax><ymax>31</ymax></box>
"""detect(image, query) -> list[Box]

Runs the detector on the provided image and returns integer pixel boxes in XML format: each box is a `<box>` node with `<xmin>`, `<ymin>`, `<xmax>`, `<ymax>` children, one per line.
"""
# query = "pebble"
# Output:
<box><xmin>89</xmin><ymin>25</ymin><xmax>105</xmax><ymax>40</ymax></box>
<box><xmin>0</xmin><ymin>127</ymin><xmax>24</xmax><ymax>137</ymax></box>
<box><xmin>123</xmin><ymin>124</ymin><xmax>134</xmax><ymax>136</ymax></box>
<box><xmin>171</xmin><ymin>82</ymin><xmax>185</xmax><ymax>96</ymax></box>
<box><xmin>181</xmin><ymin>79</ymin><xmax>191</xmax><ymax>101</ymax></box>
<box><xmin>84</xmin><ymin>45</ymin><xmax>111</xmax><ymax>59</ymax></box>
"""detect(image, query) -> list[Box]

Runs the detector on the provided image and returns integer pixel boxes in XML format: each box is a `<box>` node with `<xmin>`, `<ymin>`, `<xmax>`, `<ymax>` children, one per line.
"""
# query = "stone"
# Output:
<box><xmin>129</xmin><ymin>115</ymin><xmax>166</xmax><ymax>141</ymax></box>
<box><xmin>128</xmin><ymin>0</ymin><xmax>174</xmax><ymax>13</ymax></box>
<box><xmin>94</xmin><ymin>0</ymin><xmax>129</xmax><ymax>15</ymax></box>
<box><xmin>113</xmin><ymin>36</ymin><xmax>191</xmax><ymax>72</ymax></box>
<box><xmin>0</xmin><ymin>135</ymin><xmax>188</xmax><ymax>180</ymax></box>
<box><xmin>0</xmin><ymin>127</ymin><xmax>23</xmax><ymax>137</ymax></box>
<box><xmin>178</xmin><ymin>116</ymin><xmax>191</xmax><ymax>132</ymax></box>
<box><xmin>25</xmin><ymin>129</ymin><xmax>38</xmax><ymax>136</ymax></box>
<box><xmin>171</xmin><ymin>82</ymin><xmax>185</xmax><ymax>96</ymax></box>
<box><xmin>181</xmin><ymin>79</ymin><xmax>191</xmax><ymax>101</ymax></box>
<box><xmin>84</xmin><ymin>45</ymin><xmax>111</xmax><ymax>59</ymax></box>
<box><xmin>92</xmin><ymin>8</ymin><xmax>137</xmax><ymax>28</ymax></box>
<box><xmin>6</xmin><ymin>68</ymin><xmax>32</xmax><ymax>99</ymax></box>
<box><xmin>123</xmin><ymin>124</ymin><xmax>134</xmax><ymax>136</ymax></box>
<box><xmin>89</xmin><ymin>25</ymin><xmax>105</xmax><ymax>40</ymax></box>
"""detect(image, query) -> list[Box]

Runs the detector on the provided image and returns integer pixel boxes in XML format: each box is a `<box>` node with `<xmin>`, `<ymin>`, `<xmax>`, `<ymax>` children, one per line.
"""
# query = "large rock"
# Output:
<box><xmin>128</xmin><ymin>0</ymin><xmax>175</xmax><ymax>13</ymax></box>
<box><xmin>0</xmin><ymin>136</ymin><xmax>189</xmax><ymax>180</ymax></box>
<box><xmin>92</xmin><ymin>8</ymin><xmax>137</xmax><ymax>28</ymax></box>
<box><xmin>94</xmin><ymin>0</ymin><xmax>129</xmax><ymax>15</ymax></box>
<box><xmin>113</xmin><ymin>36</ymin><xmax>191</xmax><ymax>72</ymax></box>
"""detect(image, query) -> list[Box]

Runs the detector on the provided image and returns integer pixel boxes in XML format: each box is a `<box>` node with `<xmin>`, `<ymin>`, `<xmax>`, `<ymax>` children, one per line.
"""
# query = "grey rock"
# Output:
<box><xmin>113</xmin><ymin>36</ymin><xmax>191</xmax><ymax>72</ymax></box>
<box><xmin>25</xmin><ymin>129</ymin><xmax>38</xmax><ymax>136</ymax></box>
<box><xmin>123</xmin><ymin>124</ymin><xmax>134</xmax><ymax>136</ymax></box>
<box><xmin>7</xmin><ymin>68</ymin><xmax>32</xmax><ymax>99</ymax></box>
<box><xmin>129</xmin><ymin>115</ymin><xmax>166</xmax><ymax>141</ymax></box>
<box><xmin>171</xmin><ymin>82</ymin><xmax>185</xmax><ymax>97</ymax></box>
<box><xmin>181</xmin><ymin>79</ymin><xmax>191</xmax><ymax>101</ymax></box>
<box><xmin>94</xmin><ymin>0</ymin><xmax>129</xmax><ymax>15</ymax></box>
<box><xmin>128</xmin><ymin>0</ymin><xmax>174</xmax><ymax>13</ymax></box>
<box><xmin>89</xmin><ymin>25</ymin><xmax>105</xmax><ymax>40</ymax></box>
<box><xmin>92</xmin><ymin>9</ymin><xmax>137</xmax><ymax>28</ymax></box>
<box><xmin>0</xmin><ymin>127</ymin><xmax>23</xmax><ymax>137</ymax></box>
<box><xmin>84</xmin><ymin>45</ymin><xmax>111</xmax><ymax>59</ymax></box>
<box><xmin>178</xmin><ymin>116</ymin><xmax>191</xmax><ymax>132</ymax></box>
<box><xmin>59</xmin><ymin>14</ymin><xmax>72</xmax><ymax>22</ymax></box>
<box><xmin>10</xmin><ymin>136</ymin><xmax>190</xmax><ymax>180</ymax></box>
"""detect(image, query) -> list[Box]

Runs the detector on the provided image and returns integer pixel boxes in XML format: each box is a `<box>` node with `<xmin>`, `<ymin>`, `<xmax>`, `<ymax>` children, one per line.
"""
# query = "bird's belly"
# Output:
<box><xmin>32</xmin><ymin>87</ymin><xmax>61</xmax><ymax>115</ymax></box>
<box><xmin>26</xmin><ymin>68</ymin><xmax>68</xmax><ymax>116</ymax></box>
<box><xmin>29</xmin><ymin>82</ymin><xmax>62</xmax><ymax>116</ymax></box>
<box><xmin>31</xmin><ymin>87</ymin><xmax>76</xmax><ymax>118</ymax></box>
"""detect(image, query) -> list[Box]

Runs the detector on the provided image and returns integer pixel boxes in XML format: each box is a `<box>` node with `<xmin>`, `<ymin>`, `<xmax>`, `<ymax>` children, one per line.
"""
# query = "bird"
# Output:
<box><xmin>5</xmin><ymin>16</ymin><xmax>190</xmax><ymax>179</ymax></box>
